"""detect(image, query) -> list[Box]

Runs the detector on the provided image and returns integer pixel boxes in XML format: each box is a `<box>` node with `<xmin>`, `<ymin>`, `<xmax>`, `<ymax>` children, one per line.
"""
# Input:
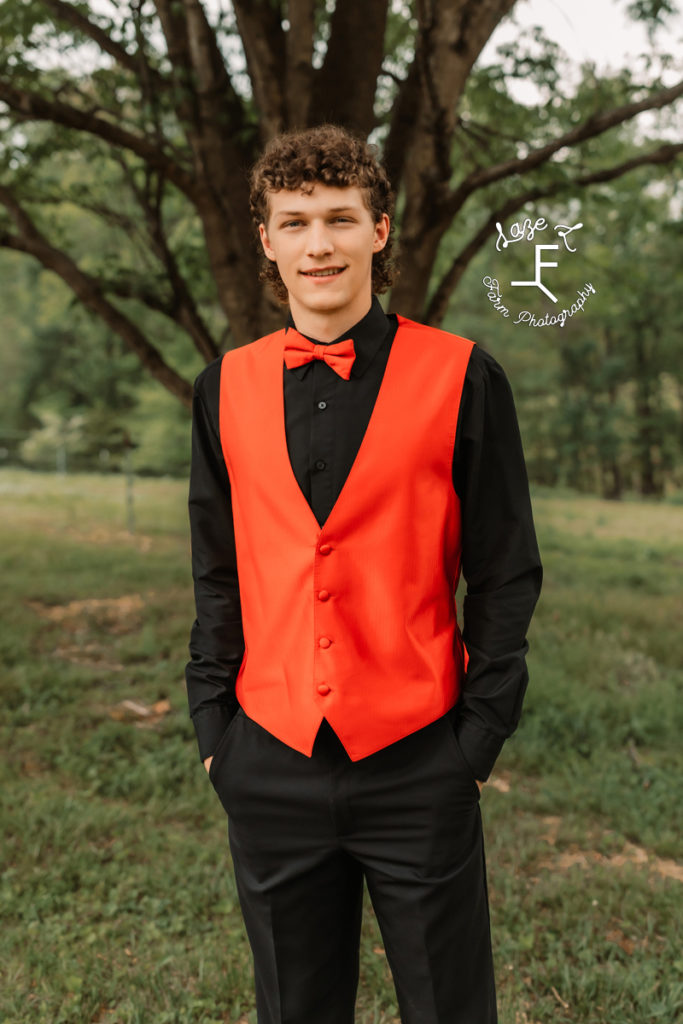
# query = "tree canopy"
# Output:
<box><xmin>0</xmin><ymin>0</ymin><xmax>681</xmax><ymax>408</ymax></box>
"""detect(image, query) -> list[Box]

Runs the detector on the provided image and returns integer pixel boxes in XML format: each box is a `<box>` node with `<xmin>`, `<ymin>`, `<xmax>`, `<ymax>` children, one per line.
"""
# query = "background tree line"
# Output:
<box><xmin>0</xmin><ymin>0</ymin><xmax>681</xmax><ymax>496</ymax></box>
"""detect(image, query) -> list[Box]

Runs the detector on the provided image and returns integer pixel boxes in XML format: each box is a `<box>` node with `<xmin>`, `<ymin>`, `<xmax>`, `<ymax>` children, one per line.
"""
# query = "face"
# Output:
<box><xmin>258</xmin><ymin>183</ymin><xmax>390</xmax><ymax>328</ymax></box>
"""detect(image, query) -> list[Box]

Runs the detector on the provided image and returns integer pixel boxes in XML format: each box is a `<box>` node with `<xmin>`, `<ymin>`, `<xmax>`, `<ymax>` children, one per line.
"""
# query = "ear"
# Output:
<box><xmin>372</xmin><ymin>213</ymin><xmax>390</xmax><ymax>253</ymax></box>
<box><xmin>259</xmin><ymin>223</ymin><xmax>277</xmax><ymax>262</ymax></box>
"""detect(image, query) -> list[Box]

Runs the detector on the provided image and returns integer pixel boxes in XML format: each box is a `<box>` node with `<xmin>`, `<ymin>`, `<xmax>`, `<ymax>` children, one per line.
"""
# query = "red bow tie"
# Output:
<box><xmin>283</xmin><ymin>330</ymin><xmax>356</xmax><ymax>380</ymax></box>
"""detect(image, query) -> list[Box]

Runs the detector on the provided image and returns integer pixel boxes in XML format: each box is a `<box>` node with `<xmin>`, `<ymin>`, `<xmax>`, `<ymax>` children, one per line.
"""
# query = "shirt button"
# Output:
<box><xmin>318</xmin><ymin>589</ymin><xmax>330</xmax><ymax>602</ymax></box>
<box><xmin>315</xmin><ymin>459</ymin><xmax>326</xmax><ymax>471</ymax></box>
<box><xmin>317</xmin><ymin>683</ymin><xmax>331</xmax><ymax>695</ymax></box>
<box><xmin>317</xmin><ymin>401</ymin><xmax>327</xmax><ymax>410</ymax></box>
<box><xmin>319</xmin><ymin>636</ymin><xmax>331</xmax><ymax>648</ymax></box>
<box><xmin>319</xmin><ymin>543</ymin><xmax>332</xmax><ymax>555</ymax></box>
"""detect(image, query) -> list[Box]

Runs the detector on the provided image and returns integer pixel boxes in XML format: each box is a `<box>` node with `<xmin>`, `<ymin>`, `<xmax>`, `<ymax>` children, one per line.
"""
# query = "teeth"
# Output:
<box><xmin>305</xmin><ymin>268</ymin><xmax>343</xmax><ymax>276</ymax></box>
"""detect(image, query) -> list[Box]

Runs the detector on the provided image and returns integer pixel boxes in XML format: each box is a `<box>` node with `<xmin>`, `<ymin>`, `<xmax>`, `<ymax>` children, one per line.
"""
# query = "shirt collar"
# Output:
<box><xmin>284</xmin><ymin>294</ymin><xmax>392</xmax><ymax>380</ymax></box>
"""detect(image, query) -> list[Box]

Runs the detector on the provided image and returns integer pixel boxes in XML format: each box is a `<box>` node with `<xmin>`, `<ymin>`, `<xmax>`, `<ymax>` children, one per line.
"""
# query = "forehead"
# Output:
<box><xmin>266</xmin><ymin>183</ymin><xmax>370</xmax><ymax>220</ymax></box>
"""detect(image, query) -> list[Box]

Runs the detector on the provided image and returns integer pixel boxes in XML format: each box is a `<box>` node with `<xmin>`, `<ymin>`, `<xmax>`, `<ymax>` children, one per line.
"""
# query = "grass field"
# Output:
<box><xmin>1</xmin><ymin>469</ymin><xmax>681</xmax><ymax>1024</ymax></box>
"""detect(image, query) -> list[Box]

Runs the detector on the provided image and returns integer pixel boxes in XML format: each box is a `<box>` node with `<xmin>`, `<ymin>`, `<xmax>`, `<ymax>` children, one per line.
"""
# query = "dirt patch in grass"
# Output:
<box><xmin>62</xmin><ymin>524</ymin><xmax>154</xmax><ymax>551</ymax></box>
<box><xmin>51</xmin><ymin>642</ymin><xmax>126</xmax><ymax>671</ymax></box>
<box><xmin>108</xmin><ymin>697</ymin><xmax>172</xmax><ymax>727</ymax></box>
<box><xmin>27</xmin><ymin>595</ymin><xmax>146</xmax><ymax>671</ymax></box>
<box><xmin>539</xmin><ymin>815</ymin><xmax>682</xmax><ymax>882</ymax></box>
<box><xmin>27</xmin><ymin>594</ymin><xmax>145</xmax><ymax>634</ymax></box>
<box><xmin>488</xmin><ymin>773</ymin><xmax>511</xmax><ymax>793</ymax></box>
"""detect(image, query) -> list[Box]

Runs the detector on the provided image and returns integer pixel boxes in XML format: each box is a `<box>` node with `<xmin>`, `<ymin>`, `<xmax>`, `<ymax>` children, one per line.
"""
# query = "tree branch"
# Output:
<box><xmin>398</xmin><ymin>0</ymin><xmax>517</xmax><ymax>193</ymax></box>
<box><xmin>425</xmin><ymin>141</ymin><xmax>683</xmax><ymax>324</ymax></box>
<box><xmin>174</xmin><ymin>0</ymin><xmax>252</xmax><ymax>149</ymax></box>
<box><xmin>0</xmin><ymin>81</ymin><xmax>196</xmax><ymax>199</ymax></box>
<box><xmin>383</xmin><ymin>57</ymin><xmax>422</xmax><ymax>197</ymax></box>
<box><xmin>151</xmin><ymin>0</ymin><xmax>200</xmax><ymax>128</ymax></box>
<box><xmin>98</xmin><ymin>274</ymin><xmax>174</xmax><ymax>315</ymax></box>
<box><xmin>232</xmin><ymin>0</ymin><xmax>286</xmax><ymax>139</ymax></box>
<box><xmin>41</xmin><ymin>0</ymin><xmax>168</xmax><ymax>93</ymax></box>
<box><xmin>131</xmin><ymin>0</ymin><xmax>165</xmax><ymax>144</ymax></box>
<box><xmin>574</xmin><ymin>140</ymin><xmax>683</xmax><ymax>184</ymax></box>
<box><xmin>285</xmin><ymin>0</ymin><xmax>316</xmax><ymax>128</ymax></box>
<box><xmin>0</xmin><ymin>185</ymin><xmax>193</xmax><ymax>406</ymax></box>
<box><xmin>113</xmin><ymin>153</ymin><xmax>220</xmax><ymax>363</ymax></box>
<box><xmin>425</xmin><ymin>187</ymin><xmax>550</xmax><ymax>324</ymax></box>
<box><xmin>389</xmin><ymin>0</ymin><xmax>518</xmax><ymax>315</ymax></box>
<box><xmin>445</xmin><ymin>79</ymin><xmax>683</xmax><ymax>217</ymax></box>
<box><xmin>152</xmin><ymin>0</ymin><xmax>265</xmax><ymax>343</ymax></box>
<box><xmin>35</xmin><ymin>180</ymin><xmax>219</xmax><ymax>362</ymax></box>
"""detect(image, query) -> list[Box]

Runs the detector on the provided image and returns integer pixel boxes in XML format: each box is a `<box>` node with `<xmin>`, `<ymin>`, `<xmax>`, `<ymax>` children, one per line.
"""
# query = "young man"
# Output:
<box><xmin>186</xmin><ymin>123</ymin><xmax>542</xmax><ymax>1024</ymax></box>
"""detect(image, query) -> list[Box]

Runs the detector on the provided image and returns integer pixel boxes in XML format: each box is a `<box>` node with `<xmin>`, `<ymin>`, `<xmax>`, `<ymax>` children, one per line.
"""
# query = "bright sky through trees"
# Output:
<box><xmin>481</xmin><ymin>0</ymin><xmax>682</xmax><ymax>103</ymax></box>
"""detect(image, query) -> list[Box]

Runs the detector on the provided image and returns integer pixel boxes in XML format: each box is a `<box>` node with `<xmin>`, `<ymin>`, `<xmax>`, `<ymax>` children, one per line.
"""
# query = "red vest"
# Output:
<box><xmin>218</xmin><ymin>316</ymin><xmax>473</xmax><ymax>760</ymax></box>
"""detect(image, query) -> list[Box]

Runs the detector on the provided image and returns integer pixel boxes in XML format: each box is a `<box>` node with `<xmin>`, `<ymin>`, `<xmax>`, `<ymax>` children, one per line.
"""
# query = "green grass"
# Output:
<box><xmin>1</xmin><ymin>469</ymin><xmax>681</xmax><ymax>1023</ymax></box>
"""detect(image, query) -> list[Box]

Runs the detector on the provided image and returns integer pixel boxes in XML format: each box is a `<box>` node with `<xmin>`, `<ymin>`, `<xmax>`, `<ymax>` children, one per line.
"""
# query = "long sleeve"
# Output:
<box><xmin>185</xmin><ymin>360</ymin><xmax>245</xmax><ymax>761</ymax></box>
<box><xmin>451</xmin><ymin>347</ymin><xmax>543</xmax><ymax>782</ymax></box>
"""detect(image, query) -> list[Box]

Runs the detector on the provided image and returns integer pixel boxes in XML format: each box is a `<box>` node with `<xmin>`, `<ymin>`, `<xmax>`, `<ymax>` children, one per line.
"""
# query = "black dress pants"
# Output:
<box><xmin>209</xmin><ymin>708</ymin><xmax>497</xmax><ymax>1024</ymax></box>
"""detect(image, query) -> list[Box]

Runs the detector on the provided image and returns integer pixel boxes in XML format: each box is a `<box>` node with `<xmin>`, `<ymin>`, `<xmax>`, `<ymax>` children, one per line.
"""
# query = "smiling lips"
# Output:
<box><xmin>301</xmin><ymin>267</ymin><xmax>346</xmax><ymax>278</ymax></box>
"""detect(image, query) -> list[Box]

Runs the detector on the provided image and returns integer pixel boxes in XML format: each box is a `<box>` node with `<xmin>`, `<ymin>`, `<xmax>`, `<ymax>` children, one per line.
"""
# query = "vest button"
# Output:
<box><xmin>318</xmin><ymin>589</ymin><xmax>330</xmax><ymax>601</ymax></box>
<box><xmin>317</xmin><ymin>683</ymin><xmax>330</xmax><ymax>695</ymax></box>
<box><xmin>319</xmin><ymin>543</ymin><xmax>332</xmax><ymax>555</ymax></box>
<box><xmin>318</xmin><ymin>636</ymin><xmax>331</xmax><ymax>648</ymax></box>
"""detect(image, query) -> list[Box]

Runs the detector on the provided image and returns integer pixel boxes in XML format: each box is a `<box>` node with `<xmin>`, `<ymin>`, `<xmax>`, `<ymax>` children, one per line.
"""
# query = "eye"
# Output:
<box><xmin>282</xmin><ymin>219</ymin><xmax>303</xmax><ymax>228</ymax></box>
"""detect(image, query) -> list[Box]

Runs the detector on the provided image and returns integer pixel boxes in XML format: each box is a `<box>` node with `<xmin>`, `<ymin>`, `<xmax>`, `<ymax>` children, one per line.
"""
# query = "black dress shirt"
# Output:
<box><xmin>186</xmin><ymin>295</ymin><xmax>542</xmax><ymax>781</ymax></box>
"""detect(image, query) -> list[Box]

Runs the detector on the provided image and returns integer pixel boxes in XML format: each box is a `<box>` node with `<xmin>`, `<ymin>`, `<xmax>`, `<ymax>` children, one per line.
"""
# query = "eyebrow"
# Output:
<box><xmin>275</xmin><ymin>206</ymin><xmax>359</xmax><ymax>218</ymax></box>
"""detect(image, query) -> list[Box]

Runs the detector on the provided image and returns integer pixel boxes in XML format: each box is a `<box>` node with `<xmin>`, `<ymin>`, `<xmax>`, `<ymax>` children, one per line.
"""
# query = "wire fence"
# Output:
<box><xmin>0</xmin><ymin>428</ymin><xmax>189</xmax><ymax>535</ymax></box>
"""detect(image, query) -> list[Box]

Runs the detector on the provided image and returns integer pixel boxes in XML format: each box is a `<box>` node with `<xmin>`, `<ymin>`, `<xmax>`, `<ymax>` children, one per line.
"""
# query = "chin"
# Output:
<box><xmin>296</xmin><ymin>292</ymin><xmax>346</xmax><ymax>310</ymax></box>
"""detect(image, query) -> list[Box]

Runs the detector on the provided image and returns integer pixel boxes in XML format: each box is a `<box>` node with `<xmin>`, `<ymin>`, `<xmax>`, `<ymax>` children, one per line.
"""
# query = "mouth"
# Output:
<box><xmin>300</xmin><ymin>267</ymin><xmax>347</xmax><ymax>280</ymax></box>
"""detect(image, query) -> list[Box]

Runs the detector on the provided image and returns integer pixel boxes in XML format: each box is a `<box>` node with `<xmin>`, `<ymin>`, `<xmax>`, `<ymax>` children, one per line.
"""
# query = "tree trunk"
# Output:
<box><xmin>633</xmin><ymin>334</ymin><xmax>661</xmax><ymax>498</ymax></box>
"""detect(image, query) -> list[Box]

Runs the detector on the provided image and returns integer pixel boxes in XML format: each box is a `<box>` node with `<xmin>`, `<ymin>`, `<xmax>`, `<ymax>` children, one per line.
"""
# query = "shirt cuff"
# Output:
<box><xmin>192</xmin><ymin>705</ymin><xmax>236</xmax><ymax>762</ymax></box>
<box><xmin>451</xmin><ymin>715</ymin><xmax>506</xmax><ymax>783</ymax></box>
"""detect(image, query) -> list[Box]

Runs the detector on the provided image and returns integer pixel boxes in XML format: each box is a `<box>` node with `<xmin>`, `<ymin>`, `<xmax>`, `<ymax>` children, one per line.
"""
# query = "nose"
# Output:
<box><xmin>306</xmin><ymin>219</ymin><xmax>334</xmax><ymax>258</ymax></box>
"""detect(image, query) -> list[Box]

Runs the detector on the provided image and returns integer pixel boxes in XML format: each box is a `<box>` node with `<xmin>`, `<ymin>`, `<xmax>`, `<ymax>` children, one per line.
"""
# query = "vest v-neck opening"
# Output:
<box><xmin>276</xmin><ymin>317</ymin><xmax>408</xmax><ymax>536</ymax></box>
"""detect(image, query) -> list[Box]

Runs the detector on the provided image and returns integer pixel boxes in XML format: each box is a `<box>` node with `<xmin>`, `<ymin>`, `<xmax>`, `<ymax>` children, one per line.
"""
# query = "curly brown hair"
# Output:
<box><xmin>249</xmin><ymin>123</ymin><xmax>398</xmax><ymax>304</ymax></box>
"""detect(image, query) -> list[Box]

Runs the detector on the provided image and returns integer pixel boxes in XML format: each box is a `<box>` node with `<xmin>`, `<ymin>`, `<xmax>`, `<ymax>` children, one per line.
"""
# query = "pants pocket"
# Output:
<box><xmin>208</xmin><ymin>707</ymin><xmax>243</xmax><ymax>785</ymax></box>
<box><xmin>441</xmin><ymin>716</ymin><xmax>481</xmax><ymax>800</ymax></box>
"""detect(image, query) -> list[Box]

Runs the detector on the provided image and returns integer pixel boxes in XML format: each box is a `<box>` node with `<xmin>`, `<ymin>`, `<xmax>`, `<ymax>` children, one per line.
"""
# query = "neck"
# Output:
<box><xmin>288</xmin><ymin>293</ymin><xmax>372</xmax><ymax>342</ymax></box>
